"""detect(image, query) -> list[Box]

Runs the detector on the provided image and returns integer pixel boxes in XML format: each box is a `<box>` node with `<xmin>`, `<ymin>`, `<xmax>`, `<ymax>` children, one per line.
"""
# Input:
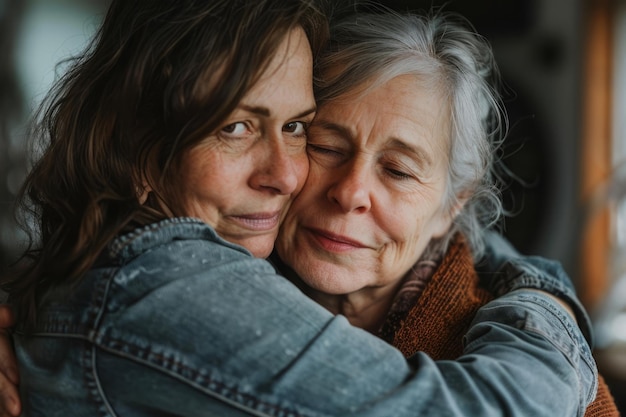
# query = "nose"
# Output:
<box><xmin>327</xmin><ymin>160</ymin><xmax>372</xmax><ymax>213</ymax></box>
<box><xmin>250</xmin><ymin>133</ymin><xmax>303</xmax><ymax>195</ymax></box>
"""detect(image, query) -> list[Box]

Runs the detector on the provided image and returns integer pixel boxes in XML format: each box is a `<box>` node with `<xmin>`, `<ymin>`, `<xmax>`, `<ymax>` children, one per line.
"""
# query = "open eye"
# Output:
<box><xmin>221</xmin><ymin>122</ymin><xmax>248</xmax><ymax>136</ymax></box>
<box><xmin>283</xmin><ymin>121</ymin><xmax>307</xmax><ymax>137</ymax></box>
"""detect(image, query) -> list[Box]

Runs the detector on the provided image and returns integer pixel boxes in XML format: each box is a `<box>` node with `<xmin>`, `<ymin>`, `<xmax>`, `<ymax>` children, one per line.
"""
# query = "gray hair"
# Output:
<box><xmin>314</xmin><ymin>11</ymin><xmax>506</xmax><ymax>259</ymax></box>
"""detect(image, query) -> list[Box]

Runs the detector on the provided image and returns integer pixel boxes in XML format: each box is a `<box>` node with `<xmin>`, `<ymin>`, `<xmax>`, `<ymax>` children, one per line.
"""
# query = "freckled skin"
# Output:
<box><xmin>175</xmin><ymin>28</ymin><xmax>316</xmax><ymax>258</ymax></box>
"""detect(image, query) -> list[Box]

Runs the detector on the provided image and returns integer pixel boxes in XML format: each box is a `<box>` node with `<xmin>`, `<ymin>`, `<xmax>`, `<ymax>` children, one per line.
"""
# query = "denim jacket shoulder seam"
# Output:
<box><xmin>87</xmin><ymin>268</ymin><xmax>118</xmax><ymax>335</ymax></box>
<box><xmin>86</xmin><ymin>343</ymin><xmax>120</xmax><ymax>417</ymax></box>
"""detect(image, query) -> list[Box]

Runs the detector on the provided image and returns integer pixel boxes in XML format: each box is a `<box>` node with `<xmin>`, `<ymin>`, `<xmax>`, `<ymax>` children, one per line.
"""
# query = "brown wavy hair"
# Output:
<box><xmin>6</xmin><ymin>0</ymin><xmax>329</xmax><ymax>327</ymax></box>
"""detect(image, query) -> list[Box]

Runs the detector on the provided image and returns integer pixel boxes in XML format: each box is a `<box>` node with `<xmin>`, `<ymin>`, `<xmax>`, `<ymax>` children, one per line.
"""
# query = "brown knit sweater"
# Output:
<box><xmin>378</xmin><ymin>236</ymin><xmax>620</xmax><ymax>416</ymax></box>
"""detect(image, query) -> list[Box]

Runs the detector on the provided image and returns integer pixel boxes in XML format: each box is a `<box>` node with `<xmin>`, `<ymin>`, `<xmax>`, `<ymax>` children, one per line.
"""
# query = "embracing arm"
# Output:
<box><xmin>82</xmin><ymin>291</ymin><xmax>594</xmax><ymax>417</ymax></box>
<box><xmin>82</xmin><ymin>255</ymin><xmax>595</xmax><ymax>417</ymax></box>
<box><xmin>6</xmin><ymin>241</ymin><xmax>596</xmax><ymax>417</ymax></box>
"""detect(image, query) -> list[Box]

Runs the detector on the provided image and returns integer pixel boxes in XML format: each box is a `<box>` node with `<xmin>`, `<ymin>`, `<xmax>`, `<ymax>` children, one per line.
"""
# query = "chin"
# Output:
<box><xmin>244</xmin><ymin>238</ymin><xmax>276</xmax><ymax>259</ymax></box>
<box><xmin>248</xmin><ymin>245</ymin><xmax>274</xmax><ymax>259</ymax></box>
<box><xmin>301</xmin><ymin>271</ymin><xmax>359</xmax><ymax>295</ymax></box>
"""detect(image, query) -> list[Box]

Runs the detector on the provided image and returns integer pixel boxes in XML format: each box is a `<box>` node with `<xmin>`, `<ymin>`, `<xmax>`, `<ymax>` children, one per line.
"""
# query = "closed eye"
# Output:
<box><xmin>307</xmin><ymin>143</ymin><xmax>342</xmax><ymax>156</ymax></box>
<box><xmin>385</xmin><ymin>167</ymin><xmax>413</xmax><ymax>180</ymax></box>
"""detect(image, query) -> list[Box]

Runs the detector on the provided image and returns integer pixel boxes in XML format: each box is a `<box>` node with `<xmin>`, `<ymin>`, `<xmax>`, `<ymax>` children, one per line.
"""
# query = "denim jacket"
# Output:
<box><xmin>15</xmin><ymin>218</ymin><xmax>597</xmax><ymax>416</ymax></box>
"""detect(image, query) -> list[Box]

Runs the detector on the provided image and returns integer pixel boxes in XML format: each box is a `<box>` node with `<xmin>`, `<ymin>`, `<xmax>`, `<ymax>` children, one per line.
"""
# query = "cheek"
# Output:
<box><xmin>381</xmin><ymin>221</ymin><xmax>432</xmax><ymax>279</ymax></box>
<box><xmin>292</xmin><ymin>153</ymin><xmax>310</xmax><ymax>195</ymax></box>
<box><xmin>170</xmin><ymin>154</ymin><xmax>205</xmax><ymax>213</ymax></box>
<box><xmin>176</xmin><ymin>149</ymin><xmax>241</xmax><ymax>214</ymax></box>
<box><xmin>379</xmin><ymin>201</ymin><xmax>446</xmax><ymax>260</ymax></box>
<box><xmin>276</xmin><ymin>167</ymin><xmax>323</xmax><ymax>259</ymax></box>
<box><xmin>290</xmin><ymin>163</ymin><xmax>327</xmax><ymax>209</ymax></box>
<box><xmin>386</xmin><ymin>211</ymin><xmax>427</xmax><ymax>250</ymax></box>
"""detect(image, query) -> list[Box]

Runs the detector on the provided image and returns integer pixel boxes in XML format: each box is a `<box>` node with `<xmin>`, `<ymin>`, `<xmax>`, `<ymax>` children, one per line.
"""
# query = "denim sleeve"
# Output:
<box><xmin>476</xmin><ymin>230</ymin><xmax>594</xmax><ymax>345</ymax></box>
<box><xmin>95</xmin><ymin>255</ymin><xmax>597</xmax><ymax>416</ymax></box>
<box><xmin>462</xmin><ymin>289</ymin><xmax>597</xmax><ymax>415</ymax></box>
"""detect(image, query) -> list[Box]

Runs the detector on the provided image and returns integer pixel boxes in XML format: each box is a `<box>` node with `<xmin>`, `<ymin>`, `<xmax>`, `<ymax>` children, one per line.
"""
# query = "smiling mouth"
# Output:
<box><xmin>230</xmin><ymin>212</ymin><xmax>281</xmax><ymax>231</ymax></box>
<box><xmin>308</xmin><ymin>228</ymin><xmax>368</xmax><ymax>252</ymax></box>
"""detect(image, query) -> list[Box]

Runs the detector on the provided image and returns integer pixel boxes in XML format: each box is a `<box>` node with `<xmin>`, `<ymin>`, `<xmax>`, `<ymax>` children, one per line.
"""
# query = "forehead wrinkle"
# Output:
<box><xmin>312</xmin><ymin>119</ymin><xmax>352</xmax><ymax>138</ymax></box>
<box><xmin>239</xmin><ymin>104</ymin><xmax>271</xmax><ymax>117</ymax></box>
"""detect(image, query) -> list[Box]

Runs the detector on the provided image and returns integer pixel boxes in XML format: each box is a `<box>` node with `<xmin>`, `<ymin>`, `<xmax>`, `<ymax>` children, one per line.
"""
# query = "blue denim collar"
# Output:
<box><xmin>107</xmin><ymin>217</ymin><xmax>251</xmax><ymax>264</ymax></box>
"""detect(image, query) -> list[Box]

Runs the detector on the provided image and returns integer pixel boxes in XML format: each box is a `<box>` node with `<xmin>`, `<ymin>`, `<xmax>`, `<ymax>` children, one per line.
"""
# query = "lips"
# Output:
<box><xmin>307</xmin><ymin>227</ymin><xmax>368</xmax><ymax>252</ymax></box>
<box><xmin>230</xmin><ymin>211</ymin><xmax>282</xmax><ymax>231</ymax></box>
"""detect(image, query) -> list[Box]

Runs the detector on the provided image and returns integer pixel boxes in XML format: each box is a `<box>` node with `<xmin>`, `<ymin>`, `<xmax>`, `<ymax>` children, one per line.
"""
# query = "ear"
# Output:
<box><xmin>449</xmin><ymin>190</ymin><xmax>470</xmax><ymax>219</ymax></box>
<box><xmin>136</xmin><ymin>169</ymin><xmax>155</xmax><ymax>205</ymax></box>
<box><xmin>137</xmin><ymin>182</ymin><xmax>152</xmax><ymax>205</ymax></box>
<box><xmin>136</xmin><ymin>148</ymin><xmax>161</xmax><ymax>205</ymax></box>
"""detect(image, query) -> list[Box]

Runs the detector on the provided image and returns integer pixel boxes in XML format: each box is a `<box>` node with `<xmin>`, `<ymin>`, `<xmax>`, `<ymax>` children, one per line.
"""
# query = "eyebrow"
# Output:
<box><xmin>240</xmin><ymin>104</ymin><xmax>317</xmax><ymax>119</ymax></box>
<box><xmin>313</xmin><ymin>120</ymin><xmax>352</xmax><ymax>138</ymax></box>
<box><xmin>314</xmin><ymin>120</ymin><xmax>434</xmax><ymax>168</ymax></box>
<box><xmin>388</xmin><ymin>138</ymin><xmax>433</xmax><ymax>168</ymax></box>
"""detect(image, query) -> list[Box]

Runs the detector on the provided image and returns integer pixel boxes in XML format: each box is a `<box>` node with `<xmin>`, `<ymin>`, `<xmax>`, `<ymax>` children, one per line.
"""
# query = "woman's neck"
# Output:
<box><xmin>303</xmin><ymin>280</ymin><xmax>405</xmax><ymax>334</ymax></box>
<box><xmin>269</xmin><ymin>251</ymin><xmax>406</xmax><ymax>334</ymax></box>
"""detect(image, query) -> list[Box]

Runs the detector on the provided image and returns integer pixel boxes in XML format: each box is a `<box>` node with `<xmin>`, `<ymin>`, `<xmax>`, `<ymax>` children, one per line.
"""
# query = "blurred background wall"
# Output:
<box><xmin>0</xmin><ymin>0</ymin><xmax>110</xmax><ymax>278</ymax></box>
<box><xmin>1</xmin><ymin>0</ymin><xmax>624</xmax><ymax>410</ymax></box>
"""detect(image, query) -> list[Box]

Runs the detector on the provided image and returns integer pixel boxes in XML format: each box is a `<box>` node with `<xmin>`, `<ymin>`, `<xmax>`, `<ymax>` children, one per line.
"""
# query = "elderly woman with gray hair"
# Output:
<box><xmin>274</xmin><ymin>11</ymin><xmax>619</xmax><ymax>416</ymax></box>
